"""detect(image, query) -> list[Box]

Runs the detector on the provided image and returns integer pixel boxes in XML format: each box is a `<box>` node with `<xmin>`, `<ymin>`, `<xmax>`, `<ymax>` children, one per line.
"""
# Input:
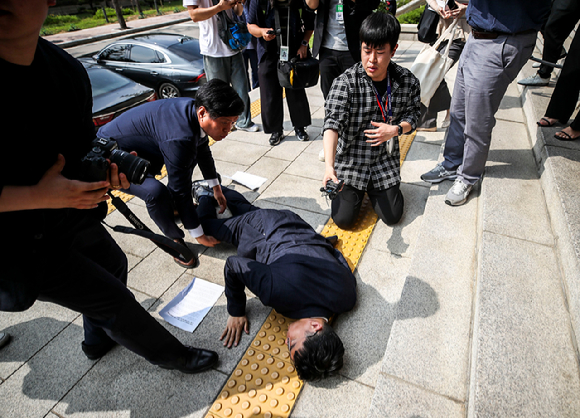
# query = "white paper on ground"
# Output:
<box><xmin>225</xmin><ymin>171</ymin><xmax>267</xmax><ymax>190</ymax></box>
<box><xmin>159</xmin><ymin>277</ymin><xmax>224</xmax><ymax>333</ymax></box>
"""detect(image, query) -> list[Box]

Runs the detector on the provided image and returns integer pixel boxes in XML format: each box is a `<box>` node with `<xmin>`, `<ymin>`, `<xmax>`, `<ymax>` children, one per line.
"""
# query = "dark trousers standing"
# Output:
<box><xmin>258</xmin><ymin>52</ymin><xmax>311</xmax><ymax>134</ymax></box>
<box><xmin>331</xmin><ymin>181</ymin><xmax>404</xmax><ymax>230</ymax></box>
<box><xmin>417</xmin><ymin>39</ymin><xmax>465</xmax><ymax>129</ymax></box>
<box><xmin>545</xmin><ymin>29</ymin><xmax>580</xmax><ymax>130</ymax></box>
<box><xmin>243</xmin><ymin>48</ymin><xmax>260</xmax><ymax>90</ymax></box>
<box><xmin>538</xmin><ymin>0</ymin><xmax>580</xmax><ymax>78</ymax></box>
<box><xmin>36</xmin><ymin>221</ymin><xmax>187</xmax><ymax>365</ymax></box>
<box><xmin>197</xmin><ymin>188</ymin><xmax>258</xmax><ymax>245</ymax></box>
<box><xmin>124</xmin><ymin>175</ymin><xmax>183</xmax><ymax>240</ymax></box>
<box><xmin>319</xmin><ymin>47</ymin><xmax>356</xmax><ymax>100</ymax></box>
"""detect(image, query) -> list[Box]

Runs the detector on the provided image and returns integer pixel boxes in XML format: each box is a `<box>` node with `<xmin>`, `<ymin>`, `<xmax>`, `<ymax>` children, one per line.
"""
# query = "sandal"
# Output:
<box><xmin>554</xmin><ymin>130</ymin><xmax>580</xmax><ymax>141</ymax></box>
<box><xmin>537</xmin><ymin>117</ymin><xmax>557</xmax><ymax>127</ymax></box>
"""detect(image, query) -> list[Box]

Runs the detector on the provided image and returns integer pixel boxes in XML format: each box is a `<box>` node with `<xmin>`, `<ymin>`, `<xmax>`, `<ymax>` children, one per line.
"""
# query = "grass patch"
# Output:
<box><xmin>41</xmin><ymin>1</ymin><xmax>186</xmax><ymax>36</ymax></box>
<box><xmin>398</xmin><ymin>4</ymin><xmax>424</xmax><ymax>24</ymax></box>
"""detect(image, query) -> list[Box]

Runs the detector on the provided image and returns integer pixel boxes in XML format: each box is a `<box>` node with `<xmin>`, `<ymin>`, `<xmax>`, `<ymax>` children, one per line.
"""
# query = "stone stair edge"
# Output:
<box><xmin>518</xmin><ymin>76</ymin><xmax>580</xmax><ymax>354</ymax></box>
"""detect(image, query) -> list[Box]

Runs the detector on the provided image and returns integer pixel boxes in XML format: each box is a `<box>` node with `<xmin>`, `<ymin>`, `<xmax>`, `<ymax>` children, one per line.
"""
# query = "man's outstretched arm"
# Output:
<box><xmin>221</xmin><ymin>256</ymin><xmax>273</xmax><ymax>347</ymax></box>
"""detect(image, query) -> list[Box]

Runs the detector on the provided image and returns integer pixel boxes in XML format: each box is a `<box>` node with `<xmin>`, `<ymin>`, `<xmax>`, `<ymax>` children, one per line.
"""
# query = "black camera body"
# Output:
<box><xmin>81</xmin><ymin>137</ymin><xmax>150</xmax><ymax>185</ymax></box>
<box><xmin>320</xmin><ymin>179</ymin><xmax>344</xmax><ymax>200</ymax></box>
<box><xmin>267</xmin><ymin>29</ymin><xmax>282</xmax><ymax>35</ymax></box>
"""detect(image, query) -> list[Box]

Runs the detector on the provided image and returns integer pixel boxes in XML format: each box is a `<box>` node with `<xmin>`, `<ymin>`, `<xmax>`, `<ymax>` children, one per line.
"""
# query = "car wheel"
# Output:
<box><xmin>158</xmin><ymin>82</ymin><xmax>180</xmax><ymax>99</ymax></box>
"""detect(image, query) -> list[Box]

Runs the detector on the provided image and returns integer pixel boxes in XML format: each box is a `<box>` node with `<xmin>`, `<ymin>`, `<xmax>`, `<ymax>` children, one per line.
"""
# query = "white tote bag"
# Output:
<box><xmin>410</xmin><ymin>19</ymin><xmax>459</xmax><ymax>107</ymax></box>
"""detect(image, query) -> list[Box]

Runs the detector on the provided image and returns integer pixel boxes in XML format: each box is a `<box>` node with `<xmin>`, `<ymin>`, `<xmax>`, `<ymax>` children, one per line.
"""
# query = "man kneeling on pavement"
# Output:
<box><xmin>193</xmin><ymin>183</ymin><xmax>357</xmax><ymax>381</ymax></box>
<box><xmin>322</xmin><ymin>12</ymin><xmax>420</xmax><ymax>229</ymax></box>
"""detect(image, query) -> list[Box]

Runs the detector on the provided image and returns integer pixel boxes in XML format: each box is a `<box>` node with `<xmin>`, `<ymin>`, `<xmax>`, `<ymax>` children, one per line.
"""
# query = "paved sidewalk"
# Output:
<box><xmin>1</xmin><ymin>14</ymin><xmax>580</xmax><ymax>418</ymax></box>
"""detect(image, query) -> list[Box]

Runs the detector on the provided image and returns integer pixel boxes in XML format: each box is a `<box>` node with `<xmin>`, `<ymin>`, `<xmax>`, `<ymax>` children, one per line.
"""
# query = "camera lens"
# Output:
<box><xmin>110</xmin><ymin>149</ymin><xmax>150</xmax><ymax>185</ymax></box>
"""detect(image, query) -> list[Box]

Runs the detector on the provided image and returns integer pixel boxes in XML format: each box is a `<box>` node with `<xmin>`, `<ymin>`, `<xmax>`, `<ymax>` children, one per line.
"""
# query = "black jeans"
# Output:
<box><xmin>331</xmin><ymin>182</ymin><xmax>404</xmax><ymax>229</ymax></box>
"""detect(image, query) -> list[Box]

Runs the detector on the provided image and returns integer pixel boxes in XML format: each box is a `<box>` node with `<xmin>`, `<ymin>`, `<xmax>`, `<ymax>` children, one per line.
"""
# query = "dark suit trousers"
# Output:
<box><xmin>545</xmin><ymin>29</ymin><xmax>580</xmax><ymax>130</ymax></box>
<box><xmin>123</xmin><ymin>175</ymin><xmax>184</xmax><ymax>240</ymax></box>
<box><xmin>36</xmin><ymin>221</ymin><xmax>187</xmax><ymax>364</ymax></box>
<box><xmin>538</xmin><ymin>0</ymin><xmax>580</xmax><ymax>78</ymax></box>
<box><xmin>258</xmin><ymin>52</ymin><xmax>311</xmax><ymax>134</ymax></box>
<box><xmin>197</xmin><ymin>188</ymin><xmax>258</xmax><ymax>246</ymax></box>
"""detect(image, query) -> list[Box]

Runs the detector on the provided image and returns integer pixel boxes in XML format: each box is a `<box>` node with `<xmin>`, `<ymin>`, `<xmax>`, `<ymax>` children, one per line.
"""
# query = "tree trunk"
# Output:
<box><xmin>111</xmin><ymin>0</ymin><xmax>127</xmax><ymax>29</ymax></box>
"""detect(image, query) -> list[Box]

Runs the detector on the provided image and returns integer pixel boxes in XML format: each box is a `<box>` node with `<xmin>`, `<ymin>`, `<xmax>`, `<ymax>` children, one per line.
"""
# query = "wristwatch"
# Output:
<box><xmin>301</xmin><ymin>40</ymin><xmax>309</xmax><ymax>47</ymax></box>
<box><xmin>397</xmin><ymin>124</ymin><xmax>403</xmax><ymax>136</ymax></box>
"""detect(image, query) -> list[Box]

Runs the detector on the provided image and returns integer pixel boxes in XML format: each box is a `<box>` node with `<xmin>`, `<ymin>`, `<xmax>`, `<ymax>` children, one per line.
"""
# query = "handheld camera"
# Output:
<box><xmin>81</xmin><ymin>137</ymin><xmax>150</xmax><ymax>185</ymax></box>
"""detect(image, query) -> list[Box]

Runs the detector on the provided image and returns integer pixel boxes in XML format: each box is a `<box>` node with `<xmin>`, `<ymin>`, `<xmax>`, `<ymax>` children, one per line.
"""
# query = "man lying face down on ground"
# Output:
<box><xmin>193</xmin><ymin>184</ymin><xmax>357</xmax><ymax>380</ymax></box>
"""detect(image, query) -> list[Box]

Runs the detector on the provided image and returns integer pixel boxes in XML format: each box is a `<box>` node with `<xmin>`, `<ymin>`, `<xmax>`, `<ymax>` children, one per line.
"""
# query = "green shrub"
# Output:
<box><xmin>94</xmin><ymin>7</ymin><xmax>133</xmax><ymax>19</ymax></box>
<box><xmin>40</xmin><ymin>27</ymin><xmax>54</xmax><ymax>36</ymax></box>
<box><xmin>44</xmin><ymin>14</ymin><xmax>79</xmax><ymax>25</ymax></box>
<box><xmin>67</xmin><ymin>23</ymin><xmax>80</xmax><ymax>31</ymax></box>
<box><xmin>398</xmin><ymin>4</ymin><xmax>424</xmax><ymax>24</ymax></box>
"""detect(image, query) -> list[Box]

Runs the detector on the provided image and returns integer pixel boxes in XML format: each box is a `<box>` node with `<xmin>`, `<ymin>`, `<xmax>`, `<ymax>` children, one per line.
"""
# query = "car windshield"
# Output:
<box><xmin>87</xmin><ymin>67</ymin><xmax>132</xmax><ymax>96</ymax></box>
<box><xmin>167</xmin><ymin>39</ymin><xmax>203</xmax><ymax>63</ymax></box>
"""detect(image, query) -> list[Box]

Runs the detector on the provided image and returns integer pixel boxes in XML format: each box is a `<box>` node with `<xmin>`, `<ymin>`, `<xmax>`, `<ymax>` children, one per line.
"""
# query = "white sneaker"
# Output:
<box><xmin>318</xmin><ymin>149</ymin><xmax>325</xmax><ymax>162</ymax></box>
<box><xmin>445</xmin><ymin>178</ymin><xmax>473</xmax><ymax>206</ymax></box>
<box><xmin>518</xmin><ymin>73</ymin><xmax>550</xmax><ymax>86</ymax></box>
<box><xmin>235</xmin><ymin>123</ymin><xmax>260</xmax><ymax>132</ymax></box>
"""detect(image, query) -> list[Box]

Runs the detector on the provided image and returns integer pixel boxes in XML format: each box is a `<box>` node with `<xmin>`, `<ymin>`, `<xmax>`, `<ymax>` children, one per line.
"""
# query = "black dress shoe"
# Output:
<box><xmin>269</xmin><ymin>131</ymin><xmax>284</xmax><ymax>146</ymax></box>
<box><xmin>295</xmin><ymin>127</ymin><xmax>309</xmax><ymax>141</ymax></box>
<box><xmin>82</xmin><ymin>339</ymin><xmax>118</xmax><ymax>360</ymax></box>
<box><xmin>0</xmin><ymin>332</ymin><xmax>11</xmax><ymax>350</ymax></box>
<box><xmin>160</xmin><ymin>346</ymin><xmax>218</xmax><ymax>374</ymax></box>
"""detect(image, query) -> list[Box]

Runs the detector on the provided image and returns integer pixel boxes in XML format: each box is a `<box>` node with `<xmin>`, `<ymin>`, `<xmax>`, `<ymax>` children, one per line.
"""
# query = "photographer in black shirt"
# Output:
<box><xmin>0</xmin><ymin>0</ymin><xmax>217</xmax><ymax>374</ymax></box>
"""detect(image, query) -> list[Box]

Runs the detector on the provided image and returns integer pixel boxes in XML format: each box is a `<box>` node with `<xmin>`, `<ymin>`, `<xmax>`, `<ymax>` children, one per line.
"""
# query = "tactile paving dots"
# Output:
<box><xmin>207</xmin><ymin>311</ymin><xmax>301</xmax><ymax>418</ymax></box>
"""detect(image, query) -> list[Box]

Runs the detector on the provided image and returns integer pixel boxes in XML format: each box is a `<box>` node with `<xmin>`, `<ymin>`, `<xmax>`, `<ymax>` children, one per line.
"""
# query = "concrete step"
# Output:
<box><xmin>367</xmin><ymin>75</ymin><xmax>580</xmax><ymax>416</ymax></box>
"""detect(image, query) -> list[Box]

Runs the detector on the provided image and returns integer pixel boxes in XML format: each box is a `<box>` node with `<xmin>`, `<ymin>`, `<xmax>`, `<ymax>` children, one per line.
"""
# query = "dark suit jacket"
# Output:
<box><xmin>222</xmin><ymin>208</ymin><xmax>357</xmax><ymax>319</ymax></box>
<box><xmin>306</xmin><ymin>0</ymin><xmax>380</xmax><ymax>61</ymax></box>
<box><xmin>97</xmin><ymin>98</ymin><xmax>218</xmax><ymax>231</ymax></box>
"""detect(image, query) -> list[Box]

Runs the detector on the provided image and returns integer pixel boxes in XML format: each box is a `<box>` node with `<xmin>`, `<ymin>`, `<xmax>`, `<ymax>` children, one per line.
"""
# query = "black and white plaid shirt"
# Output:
<box><xmin>324</xmin><ymin>61</ymin><xmax>421</xmax><ymax>191</ymax></box>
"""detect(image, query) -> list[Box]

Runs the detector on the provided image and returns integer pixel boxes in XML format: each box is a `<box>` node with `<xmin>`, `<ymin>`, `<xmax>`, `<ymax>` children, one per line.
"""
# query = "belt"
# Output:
<box><xmin>471</xmin><ymin>28</ymin><xmax>501</xmax><ymax>39</ymax></box>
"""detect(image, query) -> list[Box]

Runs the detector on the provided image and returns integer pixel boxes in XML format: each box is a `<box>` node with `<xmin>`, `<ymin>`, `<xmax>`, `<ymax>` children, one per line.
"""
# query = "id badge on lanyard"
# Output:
<box><xmin>336</xmin><ymin>0</ymin><xmax>344</xmax><ymax>23</ymax></box>
<box><xmin>371</xmin><ymin>72</ymin><xmax>396</xmax><ymax>154</ymax></box>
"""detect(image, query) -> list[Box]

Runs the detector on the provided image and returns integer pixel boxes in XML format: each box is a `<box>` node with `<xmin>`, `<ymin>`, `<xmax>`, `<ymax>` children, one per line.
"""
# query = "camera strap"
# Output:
<box><xmin>105</xmin><ymin>191</ymin><xmax>196</xmax><ymax>263</ymax></box>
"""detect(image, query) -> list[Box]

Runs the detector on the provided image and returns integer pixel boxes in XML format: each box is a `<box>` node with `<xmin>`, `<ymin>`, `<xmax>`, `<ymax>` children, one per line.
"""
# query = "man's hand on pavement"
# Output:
<box><xmin>220</xmin><ymin>315</ymin><xmax>249</xmax><ymax>348</ymax></box>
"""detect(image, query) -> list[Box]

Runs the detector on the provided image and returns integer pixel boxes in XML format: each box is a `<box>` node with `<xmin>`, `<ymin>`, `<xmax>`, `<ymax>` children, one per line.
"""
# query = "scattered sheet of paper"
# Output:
<box><xmin>159</xmin><ymin>277</ymin><xmax>224</xmax><ymax>333</ymax></box>
<box><xmin>225</xmin><ymin>171</ymin><xmax>267</xmax><ymax>190</ymax></box>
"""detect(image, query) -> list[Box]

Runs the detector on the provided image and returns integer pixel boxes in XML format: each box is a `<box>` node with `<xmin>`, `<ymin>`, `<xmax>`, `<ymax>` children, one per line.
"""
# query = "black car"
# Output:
<box><xmin>91</xmin><ymin>33</ymin><xmax>207</xmax><ymax>99</ymax></box>
<box><xmin>82</xmin><ymin>61</ymin><xmax>157</xmax><ymax>129</ymax></box>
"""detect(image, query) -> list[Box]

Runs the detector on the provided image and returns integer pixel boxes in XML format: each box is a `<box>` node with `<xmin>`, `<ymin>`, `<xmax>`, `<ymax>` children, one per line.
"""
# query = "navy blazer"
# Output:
<box><xmin>222</xmin><ymin>208</ymin><xmax>357</xmax><ymax>319</ymax></box>
<box><xmin>97</xmin><ymin>98</ymin><xmax>218</xmax><ymax>231</ymax></box>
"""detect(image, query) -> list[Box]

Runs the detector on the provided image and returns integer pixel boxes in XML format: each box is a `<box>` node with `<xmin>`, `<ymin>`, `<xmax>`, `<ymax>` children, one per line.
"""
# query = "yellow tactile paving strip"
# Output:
<box><xmin>206</xmin><ymin>312</ymin><xmax>300</xmax><ymax>418</ymax></box>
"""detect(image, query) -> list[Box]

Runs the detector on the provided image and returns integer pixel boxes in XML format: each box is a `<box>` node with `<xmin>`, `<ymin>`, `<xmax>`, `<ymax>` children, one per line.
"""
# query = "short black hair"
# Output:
<box><xmin>360</xmin><ymin>11</ymin><xmax>401</xmax><ymax>50</ymax></box>
<box><xmin>195</xmin><ymin>78</ymin><xmax>245</xmax><ymax>118</ymax></box>
<box><xmin>293</xmin><ymin>323</ymin><xmax>345</xmax><ymax>381</ymax></box>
